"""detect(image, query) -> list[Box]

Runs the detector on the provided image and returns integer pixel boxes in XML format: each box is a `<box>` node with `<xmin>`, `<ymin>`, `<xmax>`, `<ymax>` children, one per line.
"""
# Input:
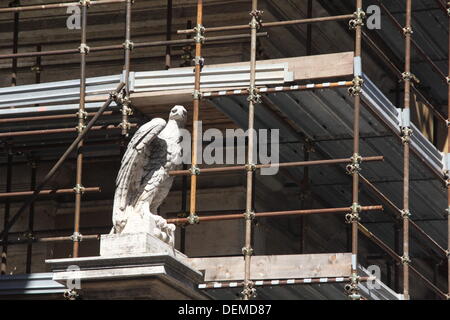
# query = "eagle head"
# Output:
<box><xmin>169</xmin><ymin>105</ymin><xmax>187</xmax><ymax>124</ymax></box>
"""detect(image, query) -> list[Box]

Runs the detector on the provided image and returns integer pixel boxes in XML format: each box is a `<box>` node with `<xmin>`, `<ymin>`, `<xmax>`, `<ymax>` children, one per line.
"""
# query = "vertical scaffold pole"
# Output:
<box><xmin>1</xmin><ymin>0</ymin><xmax>19</xmax><ymax>275</ymax></box>
<box><xmin>73</xmin><ymin>0</ymin><xmax>89</xmax><ymax>258</ymax></box>
<box><xmin>446</xmin><ymin>0</ymin><xmax>450</xmax><ymax>301</ymax></box>
<box><xmin>121</xmin><ymin>0</ymin><xmax>133</xmax><ymax>138</ymax></box>
<box><xmin>401</xmin><ymin>0</ymin><xmax>413</xmax><ymax>300</ymax></box>
<box><xmin>242</xmin><ymin>0</ymin><xmax>261</xmax><ymax>300</ymax></box>
<box><xmin>11</xmin><ymin>0</ymin><xmax>19</xmax><ymax>86</ymax></box>
<box><xmin>188</xmin><ymin>0</ymin><xmax>204</xmax><ymax>225</ymax></box>
<box><xmin>165</xmin><ymin>0</ymin><xmax>173</xmax><ymax>69</ymax></box>
<box><xmin>25</xmin><ymin>160</ymin><xmax>37</xmax><ymax>273</ymax></box>
<box><xmin>0</xmin><ymin>151</ymin><xmax>13</xmax><ymax>275</ymax></box>
<box><xmin>346</xmin><ymin>0</ymin><xmax>364</xmax><ymax>300</ymax></box>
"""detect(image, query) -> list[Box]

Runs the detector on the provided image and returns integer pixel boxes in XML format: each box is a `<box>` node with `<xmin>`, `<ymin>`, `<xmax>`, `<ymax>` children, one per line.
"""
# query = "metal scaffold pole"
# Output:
<box><xmin>0</xmin><ymin>151</ymin><xmax>13</xmax><ymax>275</ymax></box>
<box><xmin>401</xmin><ymin>0</ymin><xmax>413</xmax><ymax>300</ymax></box>
<box><xmin>121</xmin><ymin>0</ymin><xmax>133</xmax><ymax>138</ymax></box>
<box><xmin>72</xmin><ymin>0</ymin><xmax>89</xmax><ymax>257</ymax></box>
<box><xmin>188</xmin><ymin>0</ymin><xmax>204</xmax><ymax>226</ymax></box>
<box><xmin>345</xmin><ymin>0</ymin><xmax>364</xmax><ymax>300</ymax></box>
<box><xmin>447</xmin><ymin>1</ymin><xmax>450</xmax><ymax>301</ymax></box>
<box><xmin>241</xmin><ymin>0</ymin><xmax>261</xmax><ymax>301</ymax></box>
<box><xmin>25</xmin><ymin>160</ymin><xmax>37</xmax><ymax>273</ymax></box>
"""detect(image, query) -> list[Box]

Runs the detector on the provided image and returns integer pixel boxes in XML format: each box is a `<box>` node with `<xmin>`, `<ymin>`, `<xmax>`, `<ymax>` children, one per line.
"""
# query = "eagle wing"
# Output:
<box><xmin>113</xmin><ymin>118</ymin><xmax>166</xmax><ymax>216</ymax></box>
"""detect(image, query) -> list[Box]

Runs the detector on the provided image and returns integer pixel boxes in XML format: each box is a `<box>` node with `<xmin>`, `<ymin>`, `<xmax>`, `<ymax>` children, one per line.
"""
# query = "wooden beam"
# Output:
<box><xmin>91</xmin><ymin>52</ymin><xmax>354</xmax><ymax>109</ymax></box>
<box><xmin>187</xmin><ymin>253</ymin><xmax>352</xmax><ymax>282</ymax></box>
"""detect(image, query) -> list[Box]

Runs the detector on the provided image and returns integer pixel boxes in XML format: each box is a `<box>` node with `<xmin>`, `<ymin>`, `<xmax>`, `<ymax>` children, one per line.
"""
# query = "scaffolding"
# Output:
<box><xmin>0</xmin><ymin>0</ymin><xmax>448</xmax><ymax>300</ymax></box>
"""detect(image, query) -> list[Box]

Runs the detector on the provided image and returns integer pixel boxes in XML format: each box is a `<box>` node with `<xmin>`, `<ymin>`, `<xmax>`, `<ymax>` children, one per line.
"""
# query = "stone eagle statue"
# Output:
<box><xmin>111</xmin><ymin>105</ymin><xmax>187</xmax><ymax>246</ymax></box>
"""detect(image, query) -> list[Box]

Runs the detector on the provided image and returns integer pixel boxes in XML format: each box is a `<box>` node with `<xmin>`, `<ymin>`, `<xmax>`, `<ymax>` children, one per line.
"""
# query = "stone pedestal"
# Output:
<box><xmin>46</xmin><ymin>233</ymin><xmax>206</xmax><ymax>300</ymax></box>
<box><xmin>100</xmin><ymin>232</ymin><xmax>176</xmax><ymax>257</ymax></box>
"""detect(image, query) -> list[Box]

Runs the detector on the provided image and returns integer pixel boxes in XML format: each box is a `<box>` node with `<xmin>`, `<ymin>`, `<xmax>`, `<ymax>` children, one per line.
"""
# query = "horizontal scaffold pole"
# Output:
<box><xmin>169</xmin><ymin>156</ymin><xmax>384</xmax><ymax>176</ymax></box>
<box><xmin>198</xmin><ymin>276</ymin><xmax>374</xmax><ymax>289</ymax></box>
<box><xmin>0</xmin><ymin>0</ymin><xmax>125</xmax><ymax>13</ymax></box>
<box><xmin>0</xmin><ymin>123</ymin><xmax>137</xmax><ymax>138</ymax></box>
<box><xmin>167</xmin><ymin>205</ymin><xmax>383</xmax><ymax>225</ymax></box>
<box><xmin>177</xmin><ymin>14</ymin><xmax>354</xmax><ymax>34</ymax></box>
<box><xmin>0</xmin><ymin>187</ymin><xmax>100</xmax><ymax>199</ymax></box>
<box><xmin>0</xmin><ymin>33</ymin><xmax>268</xmax><ymax>60</ymax></box>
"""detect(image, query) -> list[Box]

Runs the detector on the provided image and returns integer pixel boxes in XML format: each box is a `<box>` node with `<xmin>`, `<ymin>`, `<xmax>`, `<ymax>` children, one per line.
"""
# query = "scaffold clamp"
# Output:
<box><xmin>193</xmin><ymin>56</ymin><xmax>205</xmax><ymax>71</ymax></box>
<box><xmin>31</xmin><ymin>65</ymin><xmax>41</xmax><ymax>74</ymax></box>
<box><xmin>303</xmin><ymin>138</ymin><xmax>316</xmax><ymax>153</ymax></box>
<box><xmin>247</xmin><ymin>86</ymin><xmax>261</xmax><ymax>104</ymax></box>
<box><xmin>63</xmin><ymin>289</ymin><xmax>80</xmax><ymax>300</ymax></box>
<box><xmin>193</xmin><ymin>89</ymin><xmax>202</xmax><ymax>100</ymax></box>
<box><xmin>76</xmin><ymin>110</ymin><xmax>87</xmax><ymax>120</ymax></box>
<box><xmin>79</xmin><ymin>0</ymin><xmax>90</xmax><ymax>7</ymax></box>
<box><xmin>445</xmin><ymin>180</ymin><xmax>450</xmax><ymax>189</ymax></box>
<box><xmin>244</xmin><ymin>210</ymin><xmax>255</xmax><ymax>220</ymax></box>
<box><xmin>249</xmin><ymin>9</ymin><xmax>264</xmax><ymax>30</ymax></box>
<box><xmin>194</xmin><ymin>24</ymin><xmax>205</xmax><ymax>44</ymax></box>
<box><xmin>349</xmin><ymin>8</ymin><xmax>365</xmax><ymax>30</ymax></box>
<box><xmin>119</xmin><ymin>120</ymin><xmax>131</xmax><ymax>131</ymax></box>
<box><xmin>109</xmin><ymin>90</ymin><xmax>121</xmax><ymax>103</ymax></box>
<box><xmin>242</xmin><ymin>246</ymin><xmax>253</xmax><ymax>256</ymax></box>
<box><xmin>401</xmin><ymin>254</ymin><xmax>411</xmax><ymax>265</ymax></box>
<box><xmin>187</xmin><ymin>214</ymin><xmax>199</xmax><ymax>225</ymax></box>
<box><xmin>402</xmin><ymin>72</ymin><xmax>419</xmax><ymax>84</ymax></box>
<box><xmin>241</xmin><ymin>281</ymin><xmax>257</xmax><ymax>300</ymax></box>
<box><xmin>402</xmin><ymin>26</ymin><xmax>413</xmax><ymax>35</ymax></box>
<box><xmin>346</xmin><ymin>153</ymin><xmax>362</xmax><ymax>174</ymax></box>
<box><xmin>73</xmin><ymin>184</ymin><xmax>85</xmax><ymax>194</ymax></box>
<box><xmin>70</xmin><ymin>232</ymin><xmax>83</xmax><ymax>242</ymax></box>
<box><xmin>121</xmin><ymin>103</ymin><xmax>133</xmax><ymax>116</ymax></box>
<box><xmin>189</xmin><ymin>165</ymin><xmax>200</xmax><ymax>176</ymax></box>
<box><xmin>400</xmin><ymin>126</ymin><xmax>413</xmax><ymax>144</ymax></box>
<box><xmin>22</xmin><ymin>231</ymin><xmax>35</xmax><ymax>241</ymax></box>
<box><xmin>123</xmin><ymin>40</ymin><xmax>134</xmax><ymax>51</ymax></box>
<box><xmin>345</xmin><ymin>202</ymin><xmax>361</xmax><ymax>223</ymax></box>
<box><xmin>345</xmin><ymin>273</ymin><xmax>361</xmax><ymax>300</ymax></box>
<box><xmin>401</xmin><ymin>209</ymin><xmax>411</xmax><ymax>218</ymax></box>
<box><xmin>245</xmin><ymin>163</ymin><xmax>256</xmax><ymax>172</ymax></box>
<box><xmin>75</xmin><ymin>123</ymin><xmax>86</xmax><ymax>133</ymax></box>
<box><xmin>78</xmin><ymin>43</ymin><xmax>90</xmax><ymax>55</ymax></box>
<box><xmin>348</xmin><ymin>76</ymin><xmax>363</xmax><ymax>96</ymax></box>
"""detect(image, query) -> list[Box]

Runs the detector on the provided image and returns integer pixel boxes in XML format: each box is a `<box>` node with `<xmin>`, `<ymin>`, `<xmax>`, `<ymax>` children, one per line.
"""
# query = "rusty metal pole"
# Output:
<box><xmin>25</xmin><ymin>160</ymin><xmax>37</xmax><ymax>273</ymax></box>
<box><xmin>241</xmin><ymin>0</ymin><xmax>261</xmax><ymax>301</ymax></box>
<box><xmin>400</xmin><ymin>0</ymin><xmax>413</xmax><ymax>300</ymax></box>
<box><xmin>32</xmin><ymin>45</ymin><xmax>42</xmax><ymax>89</ymax></box>
<box><xmin>188</xmin><ymin>0</ymin><xmax>204</xmax><ymax>225</ymax></box>
<box><xmin>10</xmin><ymin>0</ymin><xmax>19</xmax><ymax>86</ymax></box>
<box><xmin>120</xmin><ymin>0</ymin><xmax>132</xmax><ymax>139</ymax></box>
<box><xmin>165</xmin><ymin>0</ymin><xmax>173</xmax><ymax>69</ymax></box>
<box><xmin>345</xmin><ymin>0</ymin><xmax>364</xmax><ymax>300</ymax></box>
<box><xmin>0</xmin><ymin>151</ymin><xmax>13</xmax><ymax>275</ymax></box>
<box><xmin>72</xmin><ymin>0</ymin><xmax>89</xmax><ymax>257</ymax></box>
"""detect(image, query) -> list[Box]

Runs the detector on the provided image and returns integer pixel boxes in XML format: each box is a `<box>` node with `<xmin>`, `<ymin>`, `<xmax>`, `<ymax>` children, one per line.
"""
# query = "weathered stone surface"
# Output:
<box><xmin>46</xmin><ymin>254</ymin><xmax>205</xmax><ymax>300</ymax></box>
<box><xmin>100</xmin><ymin>232</ymin><xmax>177</xmax><ymax>257</ymax></box>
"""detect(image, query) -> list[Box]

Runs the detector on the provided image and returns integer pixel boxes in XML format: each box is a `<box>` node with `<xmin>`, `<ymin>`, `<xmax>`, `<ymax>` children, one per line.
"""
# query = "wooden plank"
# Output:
<box><xmin>127</xmin><ymin>52</ymin><xmax>353</xmax><ymax>109</ymax></box>
<box><xmin>187</xmin><ymin>253</ymin><xmax>352</xmax><ymax>282</ymax></box>
<box><xmin>189</xmin><ymin>51</ymin><xmax>354</xmax><ymax>81</ymax></box>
